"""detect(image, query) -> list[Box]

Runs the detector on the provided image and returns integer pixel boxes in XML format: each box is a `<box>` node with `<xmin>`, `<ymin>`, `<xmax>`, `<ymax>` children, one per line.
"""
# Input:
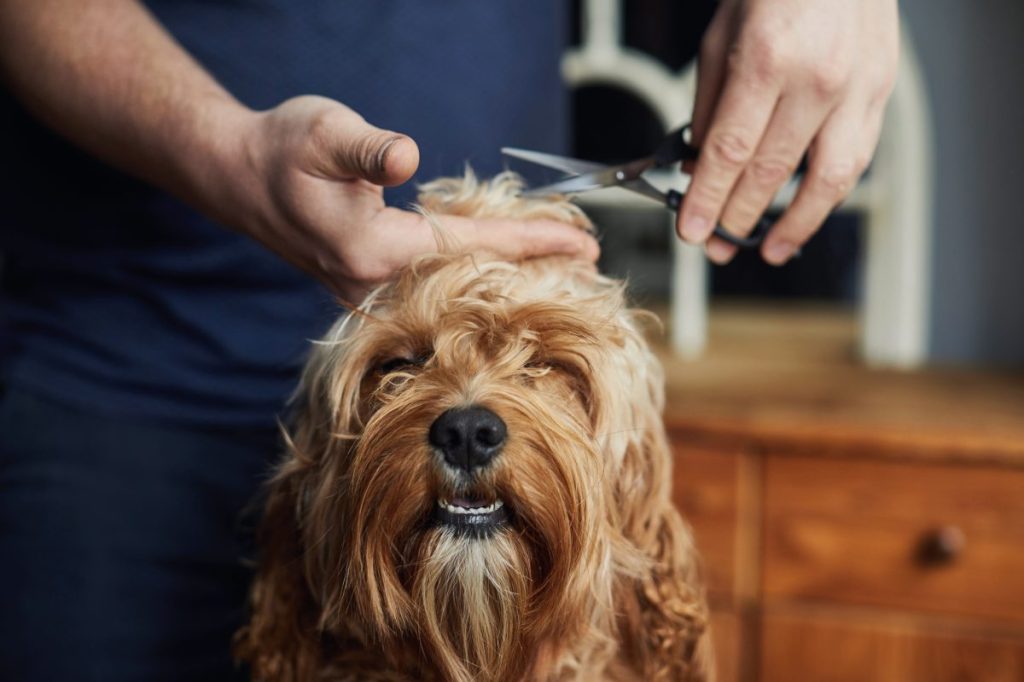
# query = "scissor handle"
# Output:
<box><xmin>665</xmin><ymin>189</ymin><xmax>773</xmax><ymax>250</ymax></box>
<box><xmin>654</xmin><ymin>125</ymin><xmax>700</xmax><ymax>167</ymax></box>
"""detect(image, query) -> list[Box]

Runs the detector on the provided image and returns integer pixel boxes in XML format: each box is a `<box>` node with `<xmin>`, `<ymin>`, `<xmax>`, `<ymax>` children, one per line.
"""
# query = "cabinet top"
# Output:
<box><xmin>657</xmin><ymin>304</ymin><xmax>1024</xmax><ymax>466</ymax></box>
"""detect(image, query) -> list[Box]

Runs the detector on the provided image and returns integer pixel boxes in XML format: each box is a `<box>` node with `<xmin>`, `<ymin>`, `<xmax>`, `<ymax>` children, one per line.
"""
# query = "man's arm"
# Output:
<box><xmin>0</xmin><ymin>0</ymin><xmax>252</xmax><ymax>226</ymax></box>
<box><xmin>0</xmin><ymin>0</ymin><xmax>598</xmax><ymax>302</ymax></box>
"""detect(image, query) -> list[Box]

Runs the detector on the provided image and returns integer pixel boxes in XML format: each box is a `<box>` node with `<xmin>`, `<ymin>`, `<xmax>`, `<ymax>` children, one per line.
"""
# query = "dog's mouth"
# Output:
<box><xmin>433</xmin><ymin>495</ymin><xmax>510</xmax><ymax>536</ymax></box>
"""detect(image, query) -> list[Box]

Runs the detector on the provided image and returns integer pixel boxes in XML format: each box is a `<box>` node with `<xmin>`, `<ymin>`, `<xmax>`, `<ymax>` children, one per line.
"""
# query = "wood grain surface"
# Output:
<box><xmin>762</xmin><ymin>454</ymin><xmax>1024</xmax><ymax>623</ymax></box>
<box><xmin>656</xmin><ymin>303</ymin><xmax>1024</xmax><ymax>465</ymax></box>
<box><xmin>759</xmin><ymin>606</ymin><xmax>1024</xmax><ymax>682</ymax></box>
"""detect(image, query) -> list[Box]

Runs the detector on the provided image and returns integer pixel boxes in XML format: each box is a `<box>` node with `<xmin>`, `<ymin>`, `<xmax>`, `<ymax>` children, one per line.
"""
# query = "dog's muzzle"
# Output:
<box><xmin>429</xmin><ymin>406</ymin><xmax>509</xmax><ymax>536</ymax></box>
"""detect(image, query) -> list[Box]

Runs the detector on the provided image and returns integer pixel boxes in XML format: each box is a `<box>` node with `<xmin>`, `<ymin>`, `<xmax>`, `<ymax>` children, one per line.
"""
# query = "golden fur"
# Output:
<box><xmin>235</xmin><ymin>172</ymin><xmax>712</xmax><ymax>681</ymax></box>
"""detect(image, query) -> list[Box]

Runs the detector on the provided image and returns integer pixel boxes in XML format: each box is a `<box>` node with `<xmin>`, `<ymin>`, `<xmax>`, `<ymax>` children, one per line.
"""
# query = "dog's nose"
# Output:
<box><xmin>428</xmin><ymin>406</ymin><xmax>507</xmax><ymax>472</ymax></box>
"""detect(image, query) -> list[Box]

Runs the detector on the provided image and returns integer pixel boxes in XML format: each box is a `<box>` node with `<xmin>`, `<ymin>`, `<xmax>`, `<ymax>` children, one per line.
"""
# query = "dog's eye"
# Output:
<box><xmin>525</xmin><ymin>358</ymin><xmax>561</xmax><ymax>372</ymax></box>
<box><xmin>377</xmin><ymin>352</ymin><xmax>430</xmax><ymax>375</ymax></box>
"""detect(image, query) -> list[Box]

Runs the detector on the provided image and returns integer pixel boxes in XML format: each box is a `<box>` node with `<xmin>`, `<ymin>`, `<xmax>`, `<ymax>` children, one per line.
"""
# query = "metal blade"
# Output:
<box><xmin>519</xmin><ymin>173</ymin><xmax>609</xmax><ymax>196</ymax></box>
<box><xmin>500</xmin><ymin>147</ymin><xmax>607</xmax><ymax>175</ymax></box>
<box><xmin>619</xmin><ymin>177</ymin><xmax>669</xmax><ymax>205</ymax></box>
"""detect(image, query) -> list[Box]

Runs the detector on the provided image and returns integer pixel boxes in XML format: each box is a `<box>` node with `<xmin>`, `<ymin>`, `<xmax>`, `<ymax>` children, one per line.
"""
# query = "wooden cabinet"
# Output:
<box><xmin>762</xmin><ymin>455</ymin><xmax>1024</xmax><ymax>624</ymax></box>
<box><xmin>660</xmin><ymin>305</ymin><xmax>1024</xmax><ymax>682</ymax></box>
<box><xmin>760</xmin><ymin>608</ymin><xmax>1024</xmax><ymax>682</ymax></box>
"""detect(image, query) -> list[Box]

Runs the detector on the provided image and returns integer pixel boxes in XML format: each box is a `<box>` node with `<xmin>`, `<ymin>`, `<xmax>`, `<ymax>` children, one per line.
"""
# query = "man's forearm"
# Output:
<box><xmin>0</xmin><ymin>0</ymin><xmax>256</xmax><ymax>226</ymax></box>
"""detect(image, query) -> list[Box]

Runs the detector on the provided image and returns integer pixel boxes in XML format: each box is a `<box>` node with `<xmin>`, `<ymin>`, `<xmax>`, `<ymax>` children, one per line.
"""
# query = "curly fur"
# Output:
<box><xmin>235</xmin><ymin>171</ymin><xmax>712</xmax><ymax>681</ymax></box>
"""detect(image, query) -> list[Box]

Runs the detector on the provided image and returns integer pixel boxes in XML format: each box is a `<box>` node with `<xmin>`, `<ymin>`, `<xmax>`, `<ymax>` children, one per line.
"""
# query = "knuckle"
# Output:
<box><xmin>810</xmin><ymin>161</ymin><xmax>855</xmax><ymax>197</ymax></box>
<box><xmin>737</xmin><ymin>29</ymin><xmax>788</xmax><ymax>84</ymax></box>
<box><xmin>306</xmin><ymin>109</ymin><xmax>337</xmax><ymax>150</ymax></box>
<box><xmin>748</xmin><ymin>156</ymin><xmax>794</xmax><ymax>186</ymax></box>
<box><xmin>808</xmin><ymin>59</ymin><xmax>851</xmax><ymax>99</ymax></box>
<box><xmin>707</xmin><ymin>129</ymin><xmax>756</xmax><ymax>168</ymax></box>
<box><xmin>721</xmin><ymin>202</ymin><xmax>761</xmax><ymax>233</ymax></box>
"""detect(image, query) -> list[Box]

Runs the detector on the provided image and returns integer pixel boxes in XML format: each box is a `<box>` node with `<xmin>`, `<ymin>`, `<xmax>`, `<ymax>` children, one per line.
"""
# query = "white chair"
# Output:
<box><xmin>563</xmin><ymin>0</ymin><xmax>934</xmax><ymax>367</ymax></box>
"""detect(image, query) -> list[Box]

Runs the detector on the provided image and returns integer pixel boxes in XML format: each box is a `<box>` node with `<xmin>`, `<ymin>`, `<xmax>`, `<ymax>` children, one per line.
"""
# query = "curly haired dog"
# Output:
<box><xmin>235</xmin><ymin>173</ymin><xmax>712</xmax><ymax>681</ymax></box>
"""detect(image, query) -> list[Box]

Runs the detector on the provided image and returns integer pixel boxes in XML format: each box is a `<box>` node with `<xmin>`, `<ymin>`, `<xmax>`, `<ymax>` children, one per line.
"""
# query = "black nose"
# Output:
<box><xmin>428</xmin><ymin>406</ymin><xmax>507</xmax><ymax>472</ymax></box>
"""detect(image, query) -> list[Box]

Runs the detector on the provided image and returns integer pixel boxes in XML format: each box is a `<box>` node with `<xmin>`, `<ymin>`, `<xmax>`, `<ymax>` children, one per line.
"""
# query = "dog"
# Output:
<box><xmin>235</xmin><ymin>172</ymin><xmax>712</xmax><ymax>681</ymax></box>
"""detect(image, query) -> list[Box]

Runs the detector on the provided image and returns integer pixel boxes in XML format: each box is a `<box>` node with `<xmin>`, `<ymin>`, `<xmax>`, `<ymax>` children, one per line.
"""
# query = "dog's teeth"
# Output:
<box><xmin>437</xmin><ymin>498</ymin><xmax>506</xmax><ymax>516</ymax></box>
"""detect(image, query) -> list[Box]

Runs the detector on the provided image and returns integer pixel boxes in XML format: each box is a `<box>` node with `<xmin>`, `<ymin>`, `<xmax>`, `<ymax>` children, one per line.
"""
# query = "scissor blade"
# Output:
<box><xmin>619</xmin><ymin>177</ymin><xmax>669</xmax><ymax>205</ymax></box>
<box><xmin>500</xmin><ymin>147</ymin><xmax>607</xmax><ymax>175</ymax></box>
<box><xmin>520</xmin><ymin>173</ymin><xmax>609</xmax><ymax>197</ymax></box>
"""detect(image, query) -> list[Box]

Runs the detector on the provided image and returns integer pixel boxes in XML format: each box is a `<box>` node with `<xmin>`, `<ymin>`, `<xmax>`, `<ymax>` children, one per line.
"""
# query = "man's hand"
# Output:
<box><xmin>231</xmin><ymin>97</ymin><xmax>598</xmax><ymax>303</ymax></box>
<box><xmin>679</xmin><ymin>0</ymin><xmax>899</xmax><ymax>265</ymax></box>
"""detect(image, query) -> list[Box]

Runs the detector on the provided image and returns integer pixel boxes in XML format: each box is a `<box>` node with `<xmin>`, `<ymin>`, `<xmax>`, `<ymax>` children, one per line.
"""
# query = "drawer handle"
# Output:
<box><xmin>915</xmin><ymin>525</ymin><xmax>966</xmax><ymax>567</ymax></box>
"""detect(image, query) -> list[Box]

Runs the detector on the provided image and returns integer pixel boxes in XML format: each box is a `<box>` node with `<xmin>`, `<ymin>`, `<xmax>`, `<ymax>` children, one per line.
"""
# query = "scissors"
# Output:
<box><xmin>502</xmin><ymin>124</ymin><xmax>773</xmax><ymax>249</ymax></box>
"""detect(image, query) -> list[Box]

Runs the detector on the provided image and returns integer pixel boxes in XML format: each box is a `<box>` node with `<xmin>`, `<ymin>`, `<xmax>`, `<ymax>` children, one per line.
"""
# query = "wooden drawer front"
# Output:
<box><xmin>762</xmin><ymin>455</ymin><xmax>1024</xmax><ymax>623</ymax></box>
<box><xmin>672</xmin><ymin>446</ymin><xmax>740</xmax><ymax>599</ymax></box>
<box><xmin>760</xmin><ymin>609</ymin><xmax>1024</xmax><ymax>682</ymax></box>
<box><xmin>708</xmin><ymin>609</ymin><xmax>741</xmax><ymax>682</ymax></box>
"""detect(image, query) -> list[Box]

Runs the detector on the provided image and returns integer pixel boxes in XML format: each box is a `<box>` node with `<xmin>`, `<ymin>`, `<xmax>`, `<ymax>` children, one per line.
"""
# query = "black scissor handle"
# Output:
<box><xmin>654</xmin><ymin>124</ymin><xmax>700</xmax><ymax>167</ymax></box>
<box><xmin>665</xmin><ymin>189</ymin><xmax>773</xmax><ymax>250</ymax></box>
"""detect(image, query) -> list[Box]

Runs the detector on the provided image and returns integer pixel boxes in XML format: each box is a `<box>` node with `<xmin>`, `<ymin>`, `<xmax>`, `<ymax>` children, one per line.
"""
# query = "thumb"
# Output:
<box><xmin>328</xmin><ymin>115</ymin><xmax>420</xmax><ymax>187</ymax></box>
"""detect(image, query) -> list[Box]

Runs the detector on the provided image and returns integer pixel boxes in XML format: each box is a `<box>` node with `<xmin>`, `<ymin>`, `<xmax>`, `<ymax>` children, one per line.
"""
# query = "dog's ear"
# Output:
<box><xmin>617</xmin><ymin>415</ymin><xmax>713</xmax><ymax>681</ymax></box>
<box><xmin>592</xmin><ymin>311</ymin><xmax>713</xmax><ymax>681</ymax></box>
<box><xmin>618</xmin><ymin>497</ymin><xmax>714</xmax><ymax>681</ymax></box>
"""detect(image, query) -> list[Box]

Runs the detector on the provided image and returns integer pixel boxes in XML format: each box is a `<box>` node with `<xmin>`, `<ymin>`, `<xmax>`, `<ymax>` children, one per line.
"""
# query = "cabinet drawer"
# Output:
<box><xmin>672</xmin><ymin>446</ymin><xmax>741</xmax><ymax>599</ymax></box>
<box><xmin>708</xmin><ymin>609</ymin><xmax>742</xmax><ymax>682</ymax></box>
<box><xmin>762</xmin><ymin>455</ymin><xmax>1024</xmax><ymax>622</ymax></box>
<box><xmin>760</xmin><ymin>607</ymin><xmax>1024</xmax><ymax>682</ymax></box>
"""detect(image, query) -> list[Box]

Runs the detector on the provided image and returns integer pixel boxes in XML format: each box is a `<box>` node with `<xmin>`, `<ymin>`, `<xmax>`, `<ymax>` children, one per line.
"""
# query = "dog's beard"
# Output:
<box><xmin>414</xmin><ymin>528</ymin><xmax>530</xmax><ymax>680</ymax></box>
<box><xmin>324</xmin><ymin>377</ymin><xmax>615</xmax><ymax>682</ymax></box>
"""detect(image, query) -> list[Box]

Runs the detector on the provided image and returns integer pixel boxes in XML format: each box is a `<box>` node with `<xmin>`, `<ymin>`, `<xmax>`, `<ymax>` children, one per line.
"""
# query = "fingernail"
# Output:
<box><xmin>705</xmin><ymin>240</ymin><xmax>735</xmax><ymax>264</ymax></box>
<box><xmin>680</xmin><ymin>215</ymin><xmax>712</xmax><ymax>243</ymax></box>
<box><xmin>764</xmin><ymin>240</ymin><xmax>796</xmax><ymax>265</ymax></box>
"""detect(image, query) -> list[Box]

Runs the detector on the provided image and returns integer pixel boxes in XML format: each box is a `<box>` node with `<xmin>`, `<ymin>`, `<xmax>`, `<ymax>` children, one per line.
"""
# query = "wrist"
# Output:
<box><xmin>175</xmin><ymin>95</ymin><xmax>267</xmax><ymax>234</ymax></box>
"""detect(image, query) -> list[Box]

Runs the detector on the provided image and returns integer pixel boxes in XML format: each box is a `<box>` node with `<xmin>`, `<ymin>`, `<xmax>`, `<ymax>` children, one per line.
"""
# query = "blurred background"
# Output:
<box><xmin>562</xmin><ymin>1</ymin><xmax>1024</xmax><ymax>680</ymax></box>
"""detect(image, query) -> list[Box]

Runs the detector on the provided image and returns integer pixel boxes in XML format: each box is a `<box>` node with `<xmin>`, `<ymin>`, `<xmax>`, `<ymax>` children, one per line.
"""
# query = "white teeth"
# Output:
<box><xmin>436</xmin><ymin>499</ymin><xmax>504</xmax><ymax>515</ymax></box>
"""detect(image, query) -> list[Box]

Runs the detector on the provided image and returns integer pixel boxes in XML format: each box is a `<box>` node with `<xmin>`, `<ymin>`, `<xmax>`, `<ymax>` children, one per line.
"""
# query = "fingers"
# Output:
<box><xmin>704</xmin><ymin>235</ymin><xmax>738</xmax><ymax>265</ymax></box>
<box><xmin>677</xmin><ymin>57</ymin><xmax>781</xmax><ymax>244</ymax></box>
<box><xmin>760</xmin><ymin>102</ymin><xmax>870</xmax><ymax>265</ymax></box>
<box><xmin>448</xmin><ymin>216</ymin><xmax>602</xmax><ymax>263</ymax></box>
<box><xmin>405</xmin><ymin>214</ymin><xmax>600</xmax><ymax>264</ymax></box>
<box><xmin>355</xmin><ymin>209</ymin><xmax>600</xmax><ymax>286</ymax></box>
<box><xmin>679</xmin><ymin>0</ymin><xmax>901</xmax><ymax>267</ymax></box>
<box><xmin>719</xmin><ymin>94</ymin><xmax>826</xmax><ymax>238</ymax></box>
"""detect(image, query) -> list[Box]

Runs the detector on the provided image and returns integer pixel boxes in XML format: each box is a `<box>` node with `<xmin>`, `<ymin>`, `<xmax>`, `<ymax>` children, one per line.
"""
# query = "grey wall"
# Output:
<box><xmin>901</xmin><ymin>0</ymin><xmax>1024</xmax><ymax>367</ymax></box>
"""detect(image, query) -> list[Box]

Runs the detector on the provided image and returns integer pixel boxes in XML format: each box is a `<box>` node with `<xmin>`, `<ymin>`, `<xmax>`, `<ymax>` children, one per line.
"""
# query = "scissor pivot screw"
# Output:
<box><xmin>615</xmin><ymin>170</ymin><xmax>626</xmax><ymax>181</ymax></box>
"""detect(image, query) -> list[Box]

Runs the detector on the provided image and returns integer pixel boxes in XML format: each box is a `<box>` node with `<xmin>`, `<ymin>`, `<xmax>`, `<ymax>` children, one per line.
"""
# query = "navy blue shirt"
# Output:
<box><xmin>0</xmin><ymin>1</ymin><xmax>568</xmax><ymax>426</ymax></box>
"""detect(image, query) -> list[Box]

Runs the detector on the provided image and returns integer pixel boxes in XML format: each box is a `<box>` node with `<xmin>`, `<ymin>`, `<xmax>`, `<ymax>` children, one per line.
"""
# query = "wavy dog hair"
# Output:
<box><xmin>236</xmin><ymin>172</ymin><xmax>711</xmax><ymax>681</ymax></box>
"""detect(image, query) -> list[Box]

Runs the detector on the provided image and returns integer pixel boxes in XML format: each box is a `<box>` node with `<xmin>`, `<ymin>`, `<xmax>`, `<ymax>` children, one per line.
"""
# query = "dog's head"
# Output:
<box><xmin>240</xmin><ymin>174</ymin><xmax>704</xmax><ymax>682</ymax></box>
